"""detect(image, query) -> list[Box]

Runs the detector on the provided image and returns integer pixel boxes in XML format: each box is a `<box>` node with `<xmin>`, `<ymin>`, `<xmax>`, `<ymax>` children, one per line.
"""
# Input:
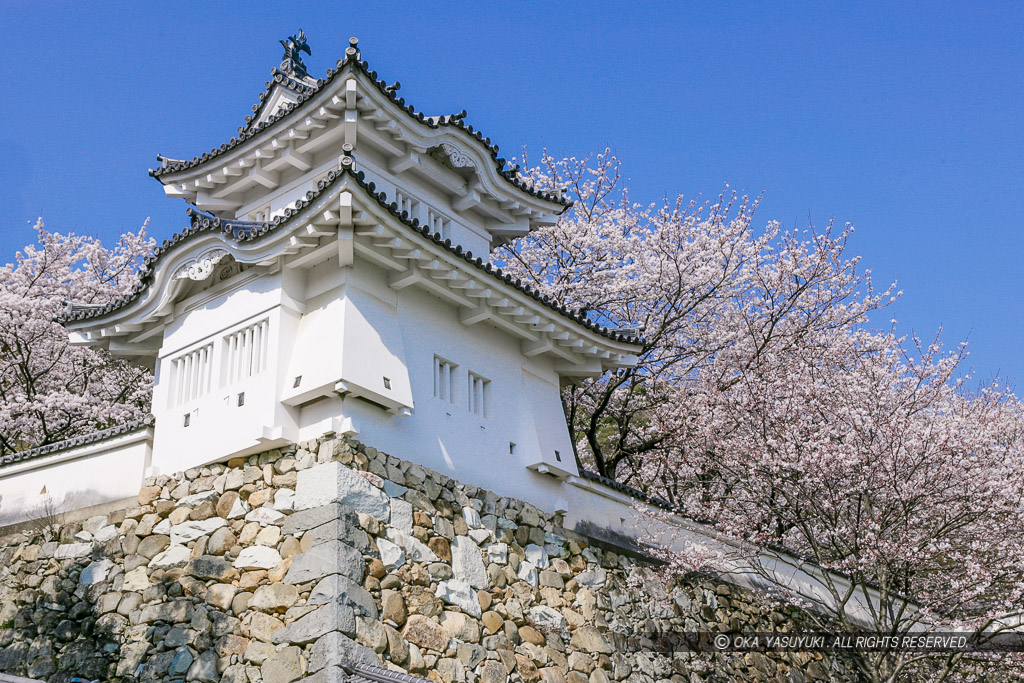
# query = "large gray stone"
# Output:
<box><xmin>137</xmin><ymin>534</ymin><xmax>170</xmax><ymax>559</ymax></box>
<box><xmin>178</xmin><ymin>490</ymin><xmax>220</xmax><ymax>507</ymax></box>
<box><xmin>272</xmin><ymin>602</ymin><xmax>355</xmax><ymax>644</ymax></box>
<box><xmin>386</xmin><ymin>528</ymin><xmax>438</xmax><ymax>563</ymax></box>
<box><xmin>390</xmin><ymin>497</ymin><xmax>413</xmax><ymax>533</ymax></box>
<box><xmin>187</xmin><ymin>649</ymin><xmax>219</xmax><ymax>683</ymax></box>
<box><xmin>486</xmin><ymin>542</ymin><xmax>508</xmax><ymax>565</ymax></box>
<box><xmin>139</xmin><ymin>598</ymin><xmax>193</xmax><ymax>624</ymax></box>
<box><xmin>570</xmin><ymin>626</ymin><xmax>614</xmax><ymax>654</ymax></box>
<box><xmin>295</xmin><ymin>461</ymin><xmax>390</xmax><ymax>521</ymax></box>
<box><xmin>304</xmin><ymin>518</ymin><xmax>371</xmax><ymax>554</ymax></box>
<box><xmin>234</xmin><ymin>546</ymin><xmax>282</xmax><ymax>570</ymax></box>
<box><xmin>451</xmin><ymin>536</ymin><xmax>487</xmax><ymax>589</ymax></box>
<box><xmin>308</xmin><ymin>574</ymin><xmax>378</xmax><ymax>618</ymax></box>
<box><xmin>54</xmin><ymin>543</ymin><xmax>91</xmax><ymax>560</ymax></box>
<box><xmin>376</xmin><ymin>538</ymin><xmax>405</xmax><ymax>569</ymax></box>
<box><xmin>245</xmin><ymin>507</ymin><xmax>285</xmax><ymax>527</ymax></box>
<box><xmin>517</xmin><ymin>560</ymin><xmax>538</xmax><ymax>586</ymax></box>
<box><xmin>308</xmin><ymin>632</ymin><xmax>378</xmax><ymax>672</ymax></box>
<box><xmin>262</xmin><ymin>646</ymin><xmax>304</xmax><ymax>683</ymax></box>
<box><xmin>284</xmin><ymin>539</ymin><xmax>363</xmax><ymax>584</ymax></box>
<box><xmin>250</xmin><ymin>583</ymin><xmax>300</xmax><ymax>611</ymax></box>
<box><xmin>282</xmin><ymin>502</ymin><xmax>360</xmax><ymax>535</ymax></box>
<box><xmin>187</xmin><ymin>555</ymin><xmax>235</xmax><ymax>581</ymax></box>
<box><xmin>149</xmin><ymin>544</ymin><xmax>192</xmax><ymax>569</ymax></box>
<box><xmin>80</xmin><ymin>559</ymin><xmax>114</xmax><ymax>585</ymax></box>
<box><xmin>169</xmin><ymin>517</ymin><xmax>226</xmax><ymax>545</ymax></box>
<box><xmin>168</xmin><ymin>647</ymin><xmax>193</xmax><ymax>677</ymax></box>
<box><xmin>524</xmin><ymin>543</ymin><xmax>549</xmax><ymax>569</ymax></box>
<box><xmin>575</xmin><ymin>568</ymin><xmax>607</xmax><ymax>587</ymax></box>
<box><xmin>435</xmin><ymin>579</ymin><xmax>481</xmax><ymax>617</ymax></box>
<box><xmin>529</xmin><ymin>605</ymin><xmax>567</xmax><ymax>631</ymax></box>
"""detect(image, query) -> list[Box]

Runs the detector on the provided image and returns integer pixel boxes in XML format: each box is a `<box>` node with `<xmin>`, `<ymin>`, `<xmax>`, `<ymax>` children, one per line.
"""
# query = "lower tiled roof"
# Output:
<box><xmin>64</xmin><ymin>158</ymin><xmax>643</xmax><ymax>347</ymax></box>
<box><xmin>0</xmin><ymin>416</ymin><xmax>155</xmax><ymax>469</ymax></box>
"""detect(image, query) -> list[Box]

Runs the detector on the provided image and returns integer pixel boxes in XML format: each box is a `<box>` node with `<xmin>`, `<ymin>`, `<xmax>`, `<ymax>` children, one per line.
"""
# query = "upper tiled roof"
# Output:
<box><xmin>243</xmin><ymin>67</ymin><xmax>318</xmax><ymax>133</ymax></box>
<box><xmin>150</xmin><ymin>38</ymin><xmax>570</xmax><ymax>209</ymax></box>
<box><xmin>63</xmin><ymin>159</ymin><xmax>643</xmax><ymax>346</ymax></box>
<box><xmin>0</xmin><ymin>416</ymin><xmax>154</xmax><ymax>469</ymax></box>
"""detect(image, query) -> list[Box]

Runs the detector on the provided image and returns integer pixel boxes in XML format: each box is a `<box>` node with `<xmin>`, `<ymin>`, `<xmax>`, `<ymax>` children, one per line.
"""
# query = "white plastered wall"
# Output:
<box><xmin>293</xmin><ymin>256</ymin><xmax>576</xmax><ymax>511</ymax></box>
<box><xmin>150</xmin><ymin>268</ymin><xmax>303</xmax><ymax>475</ymax></box>
<box><xmin>0</xmin><ymin>429</ymin><xmax>152</xmax><ymax>528</ymax></box>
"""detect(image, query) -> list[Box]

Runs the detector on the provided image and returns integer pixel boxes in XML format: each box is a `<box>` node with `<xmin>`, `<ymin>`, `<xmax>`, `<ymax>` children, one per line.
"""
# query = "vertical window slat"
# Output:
<box><xmin>171</xmin><ymin>342</ymin><xmax>214</xmax><ymax>407</ymax></box>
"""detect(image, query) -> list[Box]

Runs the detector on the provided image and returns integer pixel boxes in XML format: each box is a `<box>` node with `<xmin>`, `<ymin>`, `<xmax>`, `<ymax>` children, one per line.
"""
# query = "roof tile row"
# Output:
<box><xmin>0</xmin><ymin>416</ymin><xmax>155</xmax><ymax>469</ymax></box>
<box><xmin>151</xmin><ymin>38</ymin><xmax>569</xmax><ymax>208</ymax></box>
<box><xmin>64</xmin><ymin>159</ymin><xmax>642</xmax><ymax>345</ymax></box>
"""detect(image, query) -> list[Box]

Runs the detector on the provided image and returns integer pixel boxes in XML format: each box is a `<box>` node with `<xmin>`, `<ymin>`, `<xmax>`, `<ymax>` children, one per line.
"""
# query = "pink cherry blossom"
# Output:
<box><xmin>500</xmin><ymin>151</ymin><xmax>1024</xmax><ymax>681</ymax></box>
<box><xmin>0</xmin><ymin>220</ymin><xmax>154</xmax><ymax>454</ymax></box>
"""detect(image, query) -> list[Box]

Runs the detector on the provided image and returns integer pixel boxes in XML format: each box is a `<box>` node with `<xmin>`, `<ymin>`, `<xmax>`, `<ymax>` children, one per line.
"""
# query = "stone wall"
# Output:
<box><xmin>0</xmin><ymin>436</ymin><xmax>855</xmax><ymax>683</ymax></box>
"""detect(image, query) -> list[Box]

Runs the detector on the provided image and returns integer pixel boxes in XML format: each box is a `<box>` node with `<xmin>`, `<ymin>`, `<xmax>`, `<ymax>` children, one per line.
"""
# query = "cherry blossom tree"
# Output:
<box><xmin>0</xmin><ymin>221</ymin><xmax>154</xmax><ymax>454</ymax></box>
<box><xmin>498</xmin><ymin>152</ymin><xmax>1024</xmax><ymax>682</ymax></box>
<box><xmin>496</xmin><ymin>151</ymin><xmax>892</xmax><ymax>482</ymax></box>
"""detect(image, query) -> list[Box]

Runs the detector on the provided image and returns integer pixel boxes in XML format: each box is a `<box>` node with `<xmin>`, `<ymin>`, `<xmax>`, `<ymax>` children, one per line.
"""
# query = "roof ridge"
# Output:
<box><xmin>242</xmin><ymin>67</ymin><xmax>318</xmax><ymax>135</ymax></box>
<box><xmin>150</xmin><ymin>37</ymin><xmax>570</xmax><ymax>208</ymax></box>
<box><xmin>0</xmin><ymin>416</ymin><xmax>155</xmax><ymax>469</ymax></box>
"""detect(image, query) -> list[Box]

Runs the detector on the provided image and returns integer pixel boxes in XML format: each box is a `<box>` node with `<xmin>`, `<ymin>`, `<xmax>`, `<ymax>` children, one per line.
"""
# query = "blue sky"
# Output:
<box><xmin>1</xmin><ymin>2</ymin><xmax>1022</xmax><ymax>386</ymax></box>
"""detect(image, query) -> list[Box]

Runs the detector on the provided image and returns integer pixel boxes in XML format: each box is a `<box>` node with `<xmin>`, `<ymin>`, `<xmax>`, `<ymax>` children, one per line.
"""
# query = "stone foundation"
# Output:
<box><xmin>0</xmin><ymin>436</ymin><xmax>855</xmax><ymax>682</ymax></box>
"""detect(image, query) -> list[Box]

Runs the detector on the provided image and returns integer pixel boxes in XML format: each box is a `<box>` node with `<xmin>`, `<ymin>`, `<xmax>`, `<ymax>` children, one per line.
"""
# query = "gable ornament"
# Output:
<box><xmin>173</xmin><ymin>249</ymin><xmax>232</xmax><ymax>282</ymax></box>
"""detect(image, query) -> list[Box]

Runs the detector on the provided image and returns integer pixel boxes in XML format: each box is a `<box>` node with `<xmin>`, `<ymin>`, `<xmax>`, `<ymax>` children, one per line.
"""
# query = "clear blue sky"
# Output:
<box><xmin>2</xmin><ymin>2</ymin><xmax>1022</xmax><ymax>386</ymax></box>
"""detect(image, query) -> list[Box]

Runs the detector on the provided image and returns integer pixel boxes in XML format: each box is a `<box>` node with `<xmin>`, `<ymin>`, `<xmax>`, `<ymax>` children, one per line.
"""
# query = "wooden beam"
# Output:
<box><xmin>459</xmin><ymin>303</ymin><xmax>493</xmax><ymax>326</ymax></box>
<box><xmin>388</xmin><ymin>266</ymin><xmax>421</xmax><ymax>290</ymax></box>
<box><xmin>389</xmin><ymin>151</ymin><xmax>420</xmax><ymax>174</ymax></box>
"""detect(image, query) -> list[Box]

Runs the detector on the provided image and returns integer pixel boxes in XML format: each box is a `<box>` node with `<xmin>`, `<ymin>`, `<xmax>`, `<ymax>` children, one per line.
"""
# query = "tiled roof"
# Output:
<box><xmin>63</xmin><ymin>159</ymin><xmax>644</xmax><ymax>347</ymax></box>
<box><xmin>244</xmin><ymin>67</ymin><xmax>317</xmax><ymax>134</ymax></box>
<box><xmin>576</xmin><ymin>468</ymin><xmax>913</xmax><ymax>602</ymax></box>
<box><xmin>578</xmin><ymin>469</ymin><xmax>677</xmax><ymax>513</ymax></box>
<box><xmin>0</xmin><ymin>416</ymin><xmax>155</xmax><ymax>469</ymax></box>
<box><xmin>150</xmin><ymin>38</ymin><xmax>570</xmax><ymax>209</ymax></box>
<box><xmin>349</xmin><ymin>663</ymin><xmax>429</xmax><ymax>683</ymax></box>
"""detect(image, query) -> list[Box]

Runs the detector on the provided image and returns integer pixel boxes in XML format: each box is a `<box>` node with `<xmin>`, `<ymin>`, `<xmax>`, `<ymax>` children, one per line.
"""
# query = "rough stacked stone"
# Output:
<box><xmin>0</xmin><ymin>437</ymin><xmax>856</xmax><ymax>683</ymax></box>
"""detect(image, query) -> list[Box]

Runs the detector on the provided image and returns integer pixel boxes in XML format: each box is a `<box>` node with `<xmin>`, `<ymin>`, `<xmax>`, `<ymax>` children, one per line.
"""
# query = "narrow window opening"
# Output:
<box><xmin>467</xmin><ymin>372</ymin><xmax>490</xmax><ymax>417</ymax></box>
<box><xmin>433</xmin><ymin>356</ymin><xmax>456</xmax><ymax>404</ymax></box>
<box><xmin>509</xmin><ymin>442</ymin><xmax>517</xmax><ymax>455</ymax></box>
<box><xmin>183</xmin><ymin>413</ymin><xmax>191</xmax><ymax>427</ymax></box>
<box><xmin>222</xmin><ymin>318</ymin><xmax>270</xmax><ymax>386</ymax></box>
<box><xmin>383</xmin><ymin>376</ymin><xmax>392</xmax><ymax>390</ymax></box>
<box><xmin>293</xmin><ymin>375</ymin><xmax>303</xmax><ymax>388</ymax></box>
<box><xmin>237</xmin><ymin>392</ymin><xmax>245</xmax><ymax>407</ymax></box>
<box><xmin>554</xmin><ymin>450</ymin><xmax>562</xmax><ymax>462</ymax></box>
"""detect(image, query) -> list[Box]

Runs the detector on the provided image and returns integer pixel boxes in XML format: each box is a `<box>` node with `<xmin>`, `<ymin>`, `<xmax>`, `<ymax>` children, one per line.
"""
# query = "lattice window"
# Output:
<box><xmin>223</xmin><ymin>319</ymin><xmax>270</xmax><ymax>386</ymax></box>
<box><xmin>433</xmin><ymin>356</ymin><xmax>457</xmax><ymax>403</ymax></box>
<box><xmin>394</xmin><ymin>190</ymin><xmax>418</xmax><ymax>218</ymax></box>
<box><xmin>427</xmin><ymin>209</ymin><xmax>450</xmax><ymax>241</ymax></box>
<box><xmin>467</xmin><ymin>371</ymin><xmax>490</xmax><ymax>417</ymax></box>
<box><xmin>171</xmin><ymin>343</ymin><xmax>213</xmax><ymax>407</ymax></box>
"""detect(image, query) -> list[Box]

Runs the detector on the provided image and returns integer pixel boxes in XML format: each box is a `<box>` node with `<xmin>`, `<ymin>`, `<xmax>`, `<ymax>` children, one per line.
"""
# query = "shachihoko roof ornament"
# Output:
<box><xmin>279</xmin><ymin>29</ymin><xmax>311</xmax><ymax>79</ymax></box>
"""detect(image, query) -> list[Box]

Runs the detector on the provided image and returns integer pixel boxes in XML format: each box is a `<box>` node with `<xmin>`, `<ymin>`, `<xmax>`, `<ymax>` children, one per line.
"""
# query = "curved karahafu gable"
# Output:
<box><xmin>150</xmin><ymin>37</ymin><xmax>569</xmax><ymax>222</ymax></box>
<box><xmin>63</xmin><ymin>159</ymin><xmax>642</xmax><ymax>372</ymax></box>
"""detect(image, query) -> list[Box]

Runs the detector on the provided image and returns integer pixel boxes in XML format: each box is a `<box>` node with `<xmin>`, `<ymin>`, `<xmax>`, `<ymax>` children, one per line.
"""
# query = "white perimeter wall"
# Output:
<box><xmin>0</xmin><ymin>429</ymin><xmax>153</xmax><ymax>528</ymax></box>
